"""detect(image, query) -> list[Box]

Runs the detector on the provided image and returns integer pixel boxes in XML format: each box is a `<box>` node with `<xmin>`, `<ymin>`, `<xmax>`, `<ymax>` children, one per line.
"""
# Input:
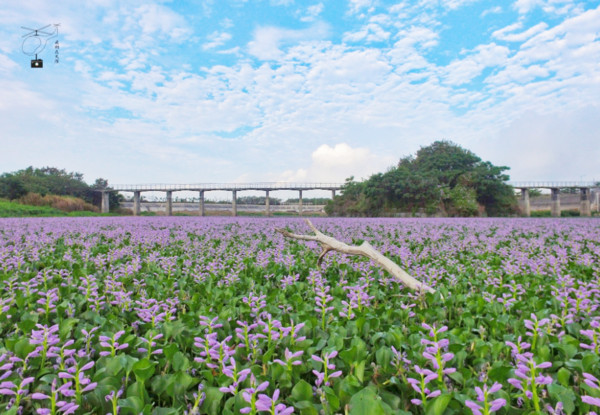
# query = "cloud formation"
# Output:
<box><xmin>0</xmin><ymin>0</ymin><xmax>599</xmax><ymax>187</ymax></box>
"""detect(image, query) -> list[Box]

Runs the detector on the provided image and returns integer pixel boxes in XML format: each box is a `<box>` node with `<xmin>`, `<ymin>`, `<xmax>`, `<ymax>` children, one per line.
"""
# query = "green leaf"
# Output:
<box><xmin>487</xmin><ymin>365</ymin><xmax>512</xmax><ymax>383</ymax></box>
<box><xmin>14</xmin><ymin>338</ymin><xmax>36</xmax><ymax>359</ymax></box>
<box><xmin>557</xmin><ymin>367</ymin><xmax>571</xmax><ymax>387</ymax></box>
<box><xmin>59</xmin><ymin>318</ymin><xmax>79</xmax><ymax>339</ymax></box>
<box><xmin>172</xmin><ymin>351</ymin><xmax>189</xmax><ymax>372</ymax></box>
<box><xmin>425</xmin><ymin>393</ymin><xmax>452</xmax><ymax>415</ymax></box>
<box><xmin>203</xmin><ymin>387</ymin><xmax>225</xmax><ymax>415</ymax></box>
<box><xmin>163</xmin><ymin>343</ymin><xmax>178</xmax><ymax>360</ymax></box>
<box><xmin>133</xmin><ymin>358</ymin><xmax>156</xmax><ymax>383</ymax></box>
<box><xmin>355</xmin><ymin>360</ymin><xmax>366</xmax><ymax>383</ymax></box>
<box><xmin>349</xmin><ymin>387</ymin><xmax>386</xmax><ymax>415</ymax></box>
<box><xmin>118</xmin><ymin>396</ymin><xmax>144</xmax><ymax>414</ymax></box>
<box><xmin>376</xmin><ymin>346</ymin><xmax>392</xmax><ymax>370</ymax></box>
<box><xmin>292</xmin><ymin>379</ymin><xmax>314</xmax><ymax>402</ymax></box>
<box><xmin>582</xmin><ymin>353</ymin><xmax>599</xmax><ymax>371</ymax></box>
<box><xmin>547</xmin><ymin>384</ymin><xmax>576</xmax><ymax>414</ymax></box>
<box><xmin>324</xmin><ymin>386</ymin><xmax>340</xmax><ymax>411</ymax></box>
<box><xmin>151</xmin><ymin>408</ymin><xmax>179</xmax><ymax>415</ymax></box>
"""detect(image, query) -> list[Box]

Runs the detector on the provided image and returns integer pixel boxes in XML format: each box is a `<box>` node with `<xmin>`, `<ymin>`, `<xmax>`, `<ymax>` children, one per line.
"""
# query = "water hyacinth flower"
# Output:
<box><xmin>273</xmin><ymin>348</ymin><xmax>303</xmax><ymax>374</ymax></box>
<box><xmin>99</xmin><ymin>330</ymin><xmax>129</xmax><ymax>357</ymax></box>
<box><xmin>138</xmin><ymin>332</ymin><xmax>164</xmax><ymax>358</ymax></box>
<box><xmin>256</xmin><ymin>389</ymin><xmax>294</xmax><ymax>415</ymax></box>
<box><xmin>311</xmin><ymin>350</ymin><xmax>342</xmax><ymax>387</ymax></box>
<box><xmin>524</xmin><ymin>313</ymin><xmax>550</xmax><ymax>349</ymax></box>
<box><xmin>507</xmin><ymin>354</ymin><xmax>552</xmax><ymax>413</ymax></box>
<box><xmin>185</xmin><ymin>383</ymin><xmax>206</xmax><ymax>415</ymax></box>
<box><xmin>30</xmin><ymin>324</ymin><xmax>60</xmax><ymax>368</ymax></box>
<box><xmin>407</xmin><ymin>365</ymin><xmax>441</xmax><ymax>406</ymax></box>
<box><xmin>420</xmin><ymin>323</ymin><xmax>456</xmax><ymax>383</ymax></box>
<box><xmin>36</xmin><ymin>288</ymin><xmax>59</xmax><ymax>317</ymax></box>
<box><xmin>105</xmin><ymin>388</ymin><xmax>123</xmax><ymax>415</ymax></box>
<box><xmin>81</xmin><ymin>327</ymin><xmax>99</xmax><ymax>356</ymax></box>
<box><xmin>219</xmin><ymin>357</ymin><xmax>251</xmax><ymax>395</ymax></box>
<box><xmin>582</xmin><ymin>373</ymin><xmax>600</xmax><ymax>411</ymax></box>
<box><xmin>314</xmin><ymin>283</ymin><xmax>334</xmax><ymax>330</ymax></box>
<box><xmin>32</xmin><ymin>378</ymin><xmax>78</xmax><ymax>415</ymax></box>
<box><xmin>240</xmin><ymin>375</ymin><xmax>269</xmax><ymax>414</ymax></box>
<box><xmin>465</xmin><ymin>382</ymin><xmax>506</xmax><ymax>415</ymax></box>
<box><xmin>580</xmin><ymin>320</ymin><xmax>600</xmax><ymax>354</ymax></box>
<box><xmin>0</xmin><ymin>376</ymin><xmax>35</xmax><ymax>411</ymax></box>
<box><xmin>286</xmin><ymin>320</ymin><xmax>306</xmax><ymax>346</ymax></box>
<box><xmin>59</xmin><ymin>359</ymin><xmax>97</xmax><ymax>405</ymax></box>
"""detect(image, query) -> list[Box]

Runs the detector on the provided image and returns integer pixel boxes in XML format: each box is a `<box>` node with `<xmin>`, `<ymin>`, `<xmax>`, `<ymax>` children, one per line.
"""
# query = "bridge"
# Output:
<box><xmin>100</xmin><ymin>182</ymin><xmax>343</xmax><ymax>216</ymax></box>
<box><xmin>99</xmin><ymin>181</ymin><xmax>599</xmax><ymax>217</ymax></box>
<box><xmin>508</xmin><ymin>181</ymin><xmax>598</xmax><ymax>217</ymax></box>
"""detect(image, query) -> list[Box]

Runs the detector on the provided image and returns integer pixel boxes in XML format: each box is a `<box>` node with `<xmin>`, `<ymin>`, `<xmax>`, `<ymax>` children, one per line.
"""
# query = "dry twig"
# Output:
<box><xmin>275</xmin><ymin>219</ymin><xmax>435</xmax><ymax>294</ymax></box>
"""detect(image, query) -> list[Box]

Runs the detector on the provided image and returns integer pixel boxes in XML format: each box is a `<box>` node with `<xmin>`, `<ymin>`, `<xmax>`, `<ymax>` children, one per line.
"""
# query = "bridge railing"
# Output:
<box><xmin>108</xmin><ymin>182</ymin><xmax>344</xmax><ymax>192</ymax></box>
<box><xmin>509</xmin><ymin>181</ymin><xmax>598</xmax><ymax>188</ymax></box>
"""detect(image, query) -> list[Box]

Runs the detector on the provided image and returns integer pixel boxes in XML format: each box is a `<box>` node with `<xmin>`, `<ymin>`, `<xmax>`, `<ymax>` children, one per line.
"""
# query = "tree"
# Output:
<box><xmin>0</xmin><ymin>168</ymin><xmax>121</xmax><ymax>210</ymax></box>
<box><xmin>0</xmin><ymin>174</ymin><xmax>27</xmax><ymax>200</ymax></box>
<box><xmin>327</xmin><ymin>140</ymin><xmax>517</xmax><ymax>217</ymax></box>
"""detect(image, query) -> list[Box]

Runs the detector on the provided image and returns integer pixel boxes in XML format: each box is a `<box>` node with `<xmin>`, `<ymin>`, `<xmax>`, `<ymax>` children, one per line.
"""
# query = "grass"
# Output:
<box><xmin>0</xmin><ymin>200</ymin><xmax>66</xmax><ymax>217</ymax></box>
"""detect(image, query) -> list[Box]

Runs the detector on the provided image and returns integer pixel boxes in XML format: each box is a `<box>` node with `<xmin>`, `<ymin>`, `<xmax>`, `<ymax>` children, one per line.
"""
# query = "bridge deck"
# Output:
<box><xmin>107</xmin><ymin>182</ymin><xmax>343</xmax><ymax>192</ymax></box>
<box><xmin>509</xmin><ymin>181</ymin><xmax>597</xmax><ymax>189</ymax></box>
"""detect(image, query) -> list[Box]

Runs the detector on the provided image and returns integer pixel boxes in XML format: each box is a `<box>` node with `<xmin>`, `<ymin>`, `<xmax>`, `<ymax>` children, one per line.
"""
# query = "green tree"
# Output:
<box><xmin>327</xmin><ymin>140</ymin><xmax>517</xmax><ymax>217</ymax></box>
<box><xmin>0</xmin><ymin>174</ymin><xmax>27</xmax><ymax>200</ymax></box>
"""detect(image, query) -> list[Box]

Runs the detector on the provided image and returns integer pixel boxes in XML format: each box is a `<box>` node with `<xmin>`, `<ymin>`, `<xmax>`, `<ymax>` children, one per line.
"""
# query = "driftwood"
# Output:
<box><xmin>275</xmin><ymin>219</ymin><xmax>435</xmax><ymax>294</ymax></box>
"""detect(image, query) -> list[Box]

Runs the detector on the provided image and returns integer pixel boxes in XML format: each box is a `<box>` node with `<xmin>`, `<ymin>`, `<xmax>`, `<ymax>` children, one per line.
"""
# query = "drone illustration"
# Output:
<box><xmin>21</xmin><ymin>24</ymin><xmax>60</xmax><ymax>68</ymax></box>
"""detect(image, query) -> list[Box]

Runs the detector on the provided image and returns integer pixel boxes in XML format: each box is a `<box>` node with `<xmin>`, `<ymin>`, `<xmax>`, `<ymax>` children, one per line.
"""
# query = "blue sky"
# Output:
<box><xmin>1</xmin><ymin>0</ymin><xmax>600</xmax><ymax>197</ymax></box>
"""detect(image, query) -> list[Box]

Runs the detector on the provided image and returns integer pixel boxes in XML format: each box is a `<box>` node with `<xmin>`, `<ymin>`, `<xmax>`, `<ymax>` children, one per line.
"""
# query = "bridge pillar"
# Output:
<box><xmin>580</xmin><ymin>187</ymin><xmax>591</xmax><ymax>217</ymax></box>
<box><xmin>519</xmin><ymin>188</ymin><xmax>531</xmax><ymax>217</ymax></box>
<box><xmin>101</xmin><ymin>191</ymin><xmax>110</xmax><ymax>213</ymax></box>
<box><xmin>199</xmin><ymin>191</ymin><xmax>205</xmax><ymax>217</ymax></box>
<box><xmin>298</xmin><ymin>190</ymin><xmax>303</xmax><ymax>217</ymax></box>
<box><xmin>265</xmin><ymin>190</ymin><xmax>270</xmax><ymax>217</ymax></box>
<box><xmin>332</xmin><ymin>189</ymin><xmax>336</xmax><ymax>199</ymax></box>
<box><xmin>133</xmin><ymin>191</ymin><xmax>141</xmax><ymax>216</ymax></box>
<box><xmin>550</xmin><ymin>188</ymin><xmax>561</xmax><ymax>217</ymax></box>
<box><xmin>232</xmin><ymin>190</ymin><xmax>237</xmax><ymax>217</ymax></box>
<box><xmin>166</xmin><ymin>191</ymin><xmax>173</xmax><ymax>216</ymax></box>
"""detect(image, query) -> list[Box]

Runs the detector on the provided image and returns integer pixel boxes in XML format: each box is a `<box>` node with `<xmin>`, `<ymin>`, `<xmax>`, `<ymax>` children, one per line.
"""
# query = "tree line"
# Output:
<box><xmin>326</xmin><ymin>141</ymin><xmax>518</xmax><ymax>217</ymax></box>
<box><xmin>0</xmin><ymin>167</ymin><xmax>121</xmax><ymax>209</ymax></box>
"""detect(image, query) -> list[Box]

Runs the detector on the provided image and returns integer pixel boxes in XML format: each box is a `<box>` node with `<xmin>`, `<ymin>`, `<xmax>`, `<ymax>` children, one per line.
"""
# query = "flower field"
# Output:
<box><xmin>0</xmin><ymin>217</ymin><xmax>599</xmax><ymax>415</ymax></box>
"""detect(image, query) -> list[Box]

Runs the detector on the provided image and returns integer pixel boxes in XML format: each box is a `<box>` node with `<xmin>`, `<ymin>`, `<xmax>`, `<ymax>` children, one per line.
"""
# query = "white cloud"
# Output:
<box><xmin>481</xmin><ymin>6</ymin><xmax>502</xmax><ymax>17</ymax></box>
<box><xmin>202</xmin><ymin>31</ymin><xmax>232</xmax><ymax>50</ymax></box>
<box><xmin>444</xmin><ymin>43</ymin><xmax>511</xmax><ymax>86</ymax></box>
<box><xmin>134</xmin><ymin>4</ymin><xmax>192</xmax><ymax>41</ymax></box>
<box><xmin>279</xmin><ymin>143</ymin><xmax>395</xmax><ymax>182</ymax></box>
<box><xmin>343</xmin><ymin>23</ymin><xmax>391</xmax><ymax>43</ymax></box>
<box><xmin>513</xmin><ymin>0</ymin><xmax>581</xmax><ymax>15</ymax></box>
<box><xmin>492</xmin><ymin>22</ymin><xmax>549</xmax><ymax>42</ymax></box>
<box><xmin>248</xmin><ymin>22</ymin><xmax>330</xmax><ymax>60</ymax></box>
<box><xmin>301</xmin><ymin>3</ymin><xmax>324</xmax><ymax>22</ymax></box>
<box><xmin>348</xmin><ymin>0</ymin><xmax>376</xmax><ymax>15</ymax></box>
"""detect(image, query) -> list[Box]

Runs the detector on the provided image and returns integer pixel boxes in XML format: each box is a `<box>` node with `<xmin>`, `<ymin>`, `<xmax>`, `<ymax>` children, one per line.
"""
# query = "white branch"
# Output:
<box><xmin>275</xmin><ymin>219</ymin><xmax>435</xmax><ymax>294</ymax></box>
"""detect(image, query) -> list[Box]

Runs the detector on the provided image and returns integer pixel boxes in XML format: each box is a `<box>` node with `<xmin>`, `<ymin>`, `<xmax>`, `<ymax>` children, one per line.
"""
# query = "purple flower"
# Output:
<box><xmin>274</xmin><ymin>348</ymin><xmax>304</xmax><ymax>372</ymax></box>
<box><xmin>465</xmin><ymin>382</ymin><xmax>506</xmax><ymax>414</ymax></box>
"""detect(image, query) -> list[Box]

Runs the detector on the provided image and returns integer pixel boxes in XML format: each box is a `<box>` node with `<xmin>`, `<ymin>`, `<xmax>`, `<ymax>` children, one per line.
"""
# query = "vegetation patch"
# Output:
<box><xmin>0</xmin><ymin>217</ymin><xmax>599</xmax><ymax>414</ymax></box>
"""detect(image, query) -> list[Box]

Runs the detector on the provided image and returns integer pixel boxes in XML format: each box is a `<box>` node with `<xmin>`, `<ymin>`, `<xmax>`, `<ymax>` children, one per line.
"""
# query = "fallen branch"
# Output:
<box><xmin>275</xmin><ymin>219</ymin><xmax>435</xmax><ymax>294</ymax></box>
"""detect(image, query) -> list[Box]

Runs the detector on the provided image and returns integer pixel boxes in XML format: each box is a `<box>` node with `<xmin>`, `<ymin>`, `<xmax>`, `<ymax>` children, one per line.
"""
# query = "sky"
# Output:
<box><xmin>1</xmin><ymin>0</ymin><xmax>600</xmax><ymax>199</ymax></box>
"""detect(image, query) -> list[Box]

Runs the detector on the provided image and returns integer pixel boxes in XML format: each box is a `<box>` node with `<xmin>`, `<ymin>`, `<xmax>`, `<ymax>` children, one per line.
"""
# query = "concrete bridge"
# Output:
<box><xmin>100</xmin><ymin>181</ymin><xmax>599</xmax><ymax>217</ymax></box>
<box><xmin>100</xmin><ymin>182</ymin><xmax>342</xmax><ymax>216</ymax></box>
<box><xmin>509</xmin><ymin>181</ymin><xmax>599</xmax><ymax>217</ymax></box>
